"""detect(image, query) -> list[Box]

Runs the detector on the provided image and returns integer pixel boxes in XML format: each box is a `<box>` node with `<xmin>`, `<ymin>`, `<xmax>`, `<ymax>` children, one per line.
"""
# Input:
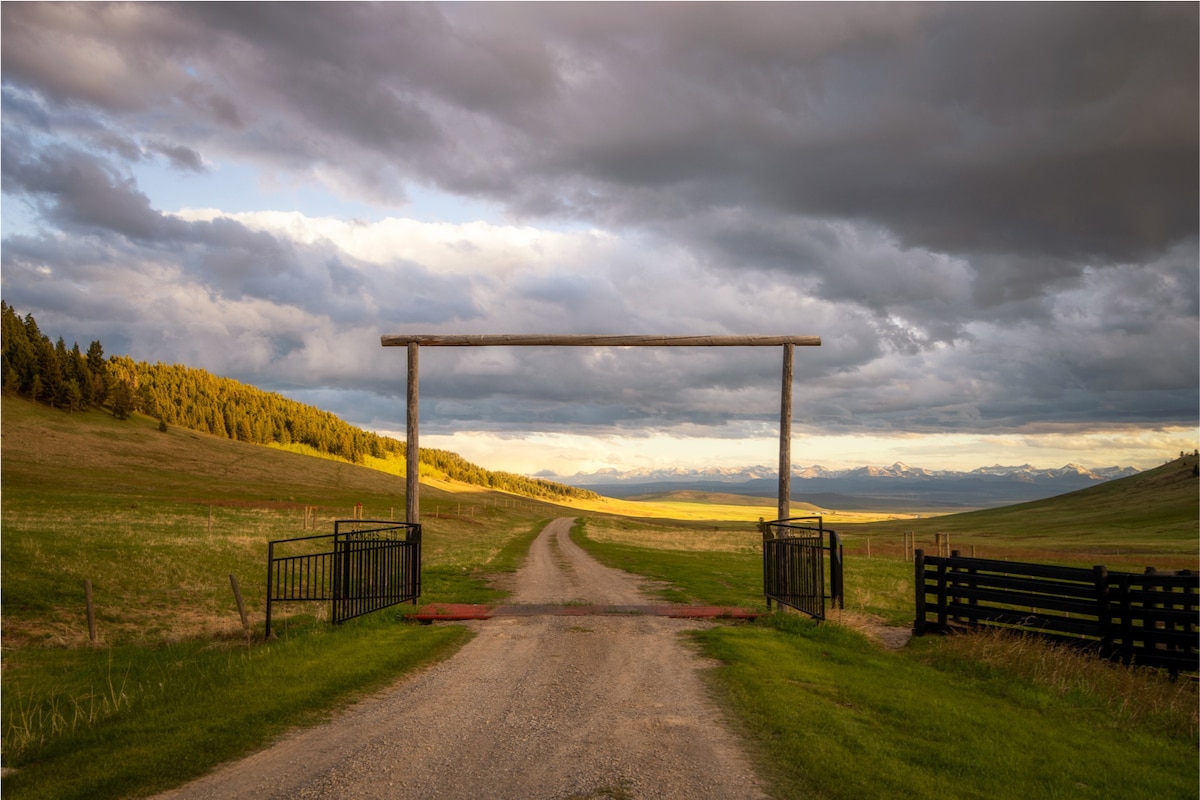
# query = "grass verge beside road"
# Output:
<box><xmin>572</xmin><ymin>516</ymin><xmax>1198</xmax><ymax>800</ymax></box>
<box><xmin>698</xmin><ymin>616</ymin><xmax>1197</xmax><ymax>800</ymax></box>
<box><xmin>2</xmin><ymin>617</ymin><xmax>469</xmax><ymax>800</ymax></box>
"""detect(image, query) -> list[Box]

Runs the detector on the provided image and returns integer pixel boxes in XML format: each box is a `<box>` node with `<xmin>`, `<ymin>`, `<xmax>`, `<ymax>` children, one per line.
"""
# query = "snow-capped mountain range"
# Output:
<box><xmin>555</xmin><ymin>462</ymin><xmax>1137</xmax><ymax>484</ymax></box>
<box><xmin>545</xmin><ymin>462</ymin><xmax>1141</xmax><ymax>510</ymax></box>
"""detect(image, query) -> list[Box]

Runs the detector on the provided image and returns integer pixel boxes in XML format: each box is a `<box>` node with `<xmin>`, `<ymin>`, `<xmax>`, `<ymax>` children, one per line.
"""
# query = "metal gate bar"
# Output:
<box><xmin>762</xmin><ymin>516</ymin><xmax>843</xmax><ymax>620</ymax></box>
<box><xmin>266</xmin><ymin>520</ymin><xmax>421</xmax><ymax>638</ymax></box>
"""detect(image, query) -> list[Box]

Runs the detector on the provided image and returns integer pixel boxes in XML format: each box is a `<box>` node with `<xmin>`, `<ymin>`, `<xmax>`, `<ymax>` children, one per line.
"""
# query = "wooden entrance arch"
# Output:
<box><xmin>380</xmin><ymin>334</ymin><xmax>821</xmax><ymax>524</ymax></box>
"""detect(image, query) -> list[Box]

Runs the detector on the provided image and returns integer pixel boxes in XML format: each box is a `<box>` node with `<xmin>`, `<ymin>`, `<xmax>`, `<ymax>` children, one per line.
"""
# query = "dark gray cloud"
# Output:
<box><xmin>8</xmin><ymin>4</ymin><xmax>1193</xmax><ymax>260</ymax></box>
<box><xmin>146</xmin><ymin>140</ymin><xmax>205</xmax><ymax>172</ymax></box>
<box><xmin>1</xmin><ymin>2</ymin><xmax>1196</xmax><ymax>454</ymax></box>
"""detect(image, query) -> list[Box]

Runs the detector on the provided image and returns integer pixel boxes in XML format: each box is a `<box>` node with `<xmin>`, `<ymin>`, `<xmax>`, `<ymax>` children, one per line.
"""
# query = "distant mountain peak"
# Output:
<box><xmin>551</xmin><ymin>461</ymin><xmax>1142</xmax><ymax>509</ymax></box>
<box><xmin>554</xmin><ymin>462</ymin><xmax>1138</xmax><ymax>485</ymax></box>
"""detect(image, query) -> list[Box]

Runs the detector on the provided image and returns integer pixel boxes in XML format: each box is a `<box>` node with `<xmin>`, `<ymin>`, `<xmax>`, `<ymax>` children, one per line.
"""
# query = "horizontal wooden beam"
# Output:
<box><xmin>381</xmin><ymin>334</ymin><xmax>820</xmax><ymax>348</ymax></box>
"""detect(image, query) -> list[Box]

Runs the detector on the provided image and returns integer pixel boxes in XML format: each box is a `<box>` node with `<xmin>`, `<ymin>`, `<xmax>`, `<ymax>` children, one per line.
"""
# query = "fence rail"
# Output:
<box><xmin>762</xmin><ymin>517</ymin><xmax>843</xmax><ymax>620</ymax></box>
<box><xmin>266</xmin><ymin>520</ymin><xmax>421</xmax><ymax>638</ymax></box>
<box><xmin>914</xmin><ymin>551</ymin><xmax>1198</xmax><ymax>675</ymax></box>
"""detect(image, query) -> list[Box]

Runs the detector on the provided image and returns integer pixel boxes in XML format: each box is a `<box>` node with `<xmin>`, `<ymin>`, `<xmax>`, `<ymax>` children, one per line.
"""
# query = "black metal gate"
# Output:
<box><xmin>762</xmin><ymin>516</ymin><xmax>843</xmax><ymax>620</ymax></box>
<box><xmin>265</xmin><ymin>520</ymin><xmax>421</xmax><ymax>638</ymax></box>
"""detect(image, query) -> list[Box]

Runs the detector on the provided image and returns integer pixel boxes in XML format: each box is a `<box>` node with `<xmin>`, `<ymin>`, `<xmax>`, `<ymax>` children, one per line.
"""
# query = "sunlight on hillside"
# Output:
<box><xmin>269</xmin><ymin>441</ymin><xmax>931</xmax><ymax>524</ymax></box>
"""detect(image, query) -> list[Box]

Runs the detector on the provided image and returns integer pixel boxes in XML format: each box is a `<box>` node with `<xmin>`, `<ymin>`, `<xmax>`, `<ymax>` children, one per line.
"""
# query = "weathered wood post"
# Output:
<box><xmin>760</xmin><ymin>517</ymin><xmax>774</xmax><ymax>609</ymax></box>
<box><xmin>84</xmin><ymin>579</ymin><xmax>97</xmax><ymax>644</ymax></box>
<box><xmin>950</xmin><ymin>549</ymin><xmax>961</xmax><ymax>624</ymax></box>
<box><xmin>229</xmin><ymin>574</ymin><xmax>250</xmax><ymax>632</ymax></box>
<box><xmin>913</xmin><ymin>550</ymin><xmax>926</xmax><ymax>635</ymax></box>
<box><xmin>778</xmin><ymin>343</ymin><xmax>793</xmax><ymax>523</ymax></box>
<box><xmin>1094</xmin><ymin>565</ymin><xmax>1111</xmax><ymax>659</ymax></box>
<box><xmin>406</xmin><ymin>341</ymin><xmax>420</xmax><ymax>525</ymax></box>
<box><xmin>936</xmin><ymin>556</ymin><xmax>949</xmax><ymax>631</ymax></box>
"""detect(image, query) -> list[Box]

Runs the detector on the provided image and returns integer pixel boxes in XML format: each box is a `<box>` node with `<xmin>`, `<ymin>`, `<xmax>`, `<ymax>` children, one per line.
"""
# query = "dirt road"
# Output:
<box><xmin>154</xmin><ymin>518</ymin><xmax>769</xmax><ymax>800</ymax></box>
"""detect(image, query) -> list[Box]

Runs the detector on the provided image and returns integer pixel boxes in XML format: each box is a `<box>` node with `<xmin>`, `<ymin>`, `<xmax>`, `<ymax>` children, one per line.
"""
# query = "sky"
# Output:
<box><xmin>2</xmin><ymin>3</ymin><xmax>1197</xmax><ymax>477</ymax></box>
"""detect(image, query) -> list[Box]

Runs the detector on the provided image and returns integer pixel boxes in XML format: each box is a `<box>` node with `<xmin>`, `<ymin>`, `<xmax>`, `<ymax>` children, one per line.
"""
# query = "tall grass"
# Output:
<box><xmin>2</xmin><ymin>616</ymin><xmax>470</xmax><ymax>800</ymax></box>
<box><xmin>918</xmin><ymin>627</ymin><xmax>1199</xmax><ymax>740</ymax></box>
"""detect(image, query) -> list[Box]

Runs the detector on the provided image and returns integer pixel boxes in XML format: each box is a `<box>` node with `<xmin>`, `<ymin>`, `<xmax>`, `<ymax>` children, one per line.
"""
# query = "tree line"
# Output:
<box><xmin>0</xmin><ymin>302</ymin><xmax>597</xmax><ymax>501</ymax></box>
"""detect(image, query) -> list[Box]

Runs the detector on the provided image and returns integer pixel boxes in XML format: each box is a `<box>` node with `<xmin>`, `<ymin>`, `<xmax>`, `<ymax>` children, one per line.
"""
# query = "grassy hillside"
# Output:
<box><xmin>0</xmin><ymin>396</ymin><xmax>570</xmax><ymax>647</ymax></box>
<box><xmin>837</xmin><ymin>455</ymin><xmax>1199</xmax><ymax>570</ymax></box>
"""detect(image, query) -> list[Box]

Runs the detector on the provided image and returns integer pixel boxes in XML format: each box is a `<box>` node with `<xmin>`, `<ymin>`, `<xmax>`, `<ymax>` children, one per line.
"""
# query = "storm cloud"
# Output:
<box><xmin>1</xmin><ymin>2</ymin><xmax>1196</xmax><ymax>466</ymax></box>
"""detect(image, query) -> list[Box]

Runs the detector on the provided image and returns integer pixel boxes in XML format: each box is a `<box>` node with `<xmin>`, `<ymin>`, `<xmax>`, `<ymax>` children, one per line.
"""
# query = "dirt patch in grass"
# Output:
<box><xmin>827</xmin><ymin>609</ymin><xmax>914</xmax><ymax>650</ymax></box>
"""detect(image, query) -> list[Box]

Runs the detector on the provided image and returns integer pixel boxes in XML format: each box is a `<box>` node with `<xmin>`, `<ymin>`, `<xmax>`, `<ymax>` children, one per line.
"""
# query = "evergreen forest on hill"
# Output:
<box><xmin>0</xmin><ymin>302</ymin><xmax>596</xmax><ymax>501</ymax></box>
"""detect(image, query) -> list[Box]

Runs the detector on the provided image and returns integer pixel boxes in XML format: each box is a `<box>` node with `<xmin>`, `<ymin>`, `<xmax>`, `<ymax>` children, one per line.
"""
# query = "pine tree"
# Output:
<box><xmin>86</xmin><ymin>341</ymin><xmax>108</xmax><ymax>404</ymax></box>
<box><xmin>109</xmin><ymin>379</ymin><xmax>135</xmax><ymax>420</ymax></box>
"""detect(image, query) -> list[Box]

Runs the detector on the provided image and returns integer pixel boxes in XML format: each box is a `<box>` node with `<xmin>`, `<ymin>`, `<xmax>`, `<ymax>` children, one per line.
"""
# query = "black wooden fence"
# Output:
<box><xmin>762</xmin><ymin>516</ymin><xmax>844</xmax><ymax>620</ymax></box>
<box><xmin>265</xmin><ymin>520</ymin><xmax>421</xmax><ymax>639</ymax></box>
<box><xmin>914</xmin><ymin>550</ymin><xmax>1198</xmax><ymax>675</ymax></box>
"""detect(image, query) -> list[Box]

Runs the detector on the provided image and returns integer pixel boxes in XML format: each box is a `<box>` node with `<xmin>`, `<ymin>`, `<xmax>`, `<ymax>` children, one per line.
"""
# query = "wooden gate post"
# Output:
<box><xmin>406</xmin><ymin>342</ymin><xmax>420</xmax><ymax>525</ymax></box>
<box><xmin>778</xmin><ymin>343</ymin><xmax>793</xmax><ymax>523</ymax></box>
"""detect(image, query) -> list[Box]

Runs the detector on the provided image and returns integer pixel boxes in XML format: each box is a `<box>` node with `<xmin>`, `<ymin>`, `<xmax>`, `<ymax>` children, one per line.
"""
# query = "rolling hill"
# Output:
<box><xmin>839</xmin><ymin>455</ymin><xmax>1199</xmax><ymax>568</ymax></box>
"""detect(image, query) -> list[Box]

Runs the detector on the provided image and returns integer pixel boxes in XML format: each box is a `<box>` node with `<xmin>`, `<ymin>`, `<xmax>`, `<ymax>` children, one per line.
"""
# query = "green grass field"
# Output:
<box><xmin>571</xmin><ymin>516</ymin><xmax>1198</xmax><ymax>800</ymax></box>
<box><xmin>3</xmin><ymin>395</ymin><xmax>1196</xmax><ymax>799</ymax></box>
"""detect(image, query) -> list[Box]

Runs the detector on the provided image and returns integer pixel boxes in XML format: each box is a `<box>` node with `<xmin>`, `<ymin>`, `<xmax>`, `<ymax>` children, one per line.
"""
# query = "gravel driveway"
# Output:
<box><xmin>153</xmin><ymin>518</ymin><xmax>770</xmax><ymax>800</ymax></box>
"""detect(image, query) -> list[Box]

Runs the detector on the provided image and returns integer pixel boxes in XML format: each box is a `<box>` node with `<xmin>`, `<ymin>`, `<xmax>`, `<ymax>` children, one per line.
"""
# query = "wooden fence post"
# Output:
<box><xmin>913</xmin><ymin>550</ymin><xmax>926</xmax><ymax>635</ymax></box>
<box><xmin>967</xmin><ymin>556</ymin><xmax>979</xmax><ymax>626</ymax></box>
<box><xmin>936</xmin><ymin>556</ymin><xmax>949</xmax><ymax>631</ymax></box>
<box><xmin>1094</xmin><ymin>565</ymin><xmax>1111</xmax><ymax>658</ymax></box>
<box><xmin>84</xmin><ymin>579</ymin><xmax>97</xmax><ymax>644</ymax></box>
<box><xmin>229</xmin><ymin>574</ymin><xmax>250</xmax><ymax>632</ymax></box>
<box><xmin>1117</xmin><ymin>574</ymin><xmax>1134</xmax><ymax>665</ymax></box>
<box><xmin>949</xmin><ymin>549</ymin><xmax>959</xmax><ymax>623</ymax></box>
